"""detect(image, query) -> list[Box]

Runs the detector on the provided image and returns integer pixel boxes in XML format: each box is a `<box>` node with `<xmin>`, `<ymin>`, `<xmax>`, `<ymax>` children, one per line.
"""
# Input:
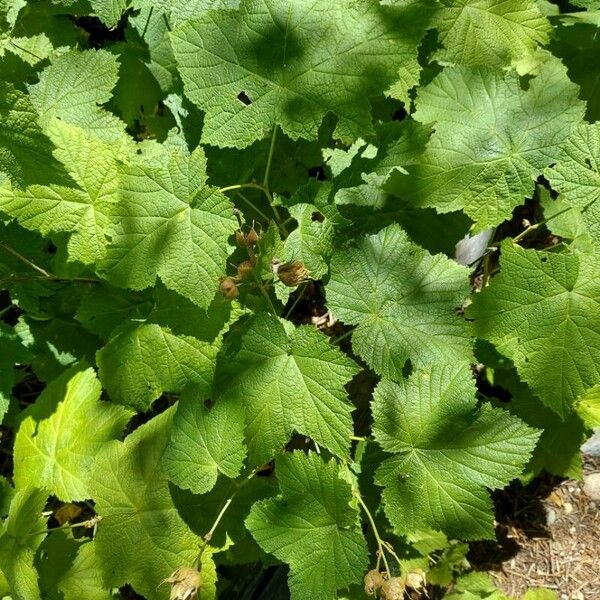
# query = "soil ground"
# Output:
<box><xmin>470</xmin><ymin>455</ymin><xmax>600</xmax><ymax>599</ymax></box>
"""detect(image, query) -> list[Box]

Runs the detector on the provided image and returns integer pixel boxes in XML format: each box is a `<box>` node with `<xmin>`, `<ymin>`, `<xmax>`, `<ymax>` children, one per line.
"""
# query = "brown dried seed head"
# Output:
<box><xmin>237</xmin><ymin>260</ymin><xmax>254</xmax><ymax>280</ymax></box>
<box><xmin>235</xmin><ymin>230</ymin><xmax>247</xmax><ymax>247</ymax></box>
<box><xmin>364</xmin><ymin>569</ymin><xmax>386</xmax><ymax>596</ymax></box>
<box><xmin>380</xmin><ymin>577</ymin><xmax>405</xmax><ymax>600</ymax></box>
<box><xmin>245</xmin><ymin>227</ymin><xmax>259</xmax><ymax>245</ymax></box>
<box><xmin>163</xmin><ymin>567</ymin><xmax>202</xmax><ymax>600</ymax></box>
<box><xmin>404</xmin><ymin>568</ymin><xmax>425</xmax><ymax>590</ymax></box>
<box><xmin>219</xmin><ymin>277</ymin><xmax>239</xmax><ymax>300</ymax></box>
<box><xmin>272</xmin><ymin>259</ymin><xmax>310</xmax><ymax>287</ymax></box>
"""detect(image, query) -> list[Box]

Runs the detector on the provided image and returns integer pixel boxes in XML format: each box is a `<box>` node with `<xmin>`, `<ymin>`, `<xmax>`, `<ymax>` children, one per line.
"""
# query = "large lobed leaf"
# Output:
<box><xmin>246</xmin><ymin>452</ymin><xmax>369</xmax><ymax>600</ymax></box>
<box><xmin>372</xmin><ymin>363</ymin><xmax>539</xmax><ymax>539</ymax></box>
<box><xmin>327</xmin><ymin>224</ymin><xmax>473</xmax><ymax>380</ymax></box>
<box><xmin>13</xmin><ymin>367</ymin><xmax>132</xmax><ymax>501</ymax></box>
<box><xmin>388</xmin><ymin>61</ymin><xmax>585</xmax><ymax>229</ymax></box>
<box><xmin>214</xmin><ymin>313</ymin><xmax>359</xmax><ymax>465</ymax></box>
<box><xmin>468</xmin><ymin>242</ymin><xmax>600</xmax><ymax>417</ymax></box>
<box><xmin>171</xmin><ymin>0</ymin><xmax>432</xmax><ymax>147</ymax></box>
<box><xmin>88</xmin><ymin>407</ymin><xmax>201</xmax><ymax>600</ymax></box>
<box><xmin>100</xmin><ymin>142</ymin><xmax>236</xmax><ymax>308</ymax></box>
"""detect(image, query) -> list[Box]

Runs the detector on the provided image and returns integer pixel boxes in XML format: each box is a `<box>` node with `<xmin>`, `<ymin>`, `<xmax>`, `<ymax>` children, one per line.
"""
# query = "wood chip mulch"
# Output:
<box><xmin>477</xmin><ymin>455</ymin><xmax>600</xmax><ymax>599</ymax></box>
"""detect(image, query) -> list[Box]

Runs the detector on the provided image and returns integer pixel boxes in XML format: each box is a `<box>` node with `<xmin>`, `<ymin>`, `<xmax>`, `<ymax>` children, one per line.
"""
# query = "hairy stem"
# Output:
<box><xmin>355</xmin><ymin>492</ymin><xmax>392</xmax><ymax>577</ymax></box>
<box><xmin>263</xmin><ymin>124</ymin><xmax>278</xmax><ymax>190</ymax></box>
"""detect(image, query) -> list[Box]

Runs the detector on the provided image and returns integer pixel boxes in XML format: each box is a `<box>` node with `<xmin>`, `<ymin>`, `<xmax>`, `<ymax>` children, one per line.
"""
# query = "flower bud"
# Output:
<box><xmin>219</xmin><ymin>277</ymin><xmax>239</xmax><ymax>299</ymax></box>
<box><xmin>364</xmin><ymin>569</ymin><xmax>386</xmax><ymax>596</ymax></box>
<box><xmin>162</xmin><ymin>567</ymin><xmax>202</xmax><ymax>600</ymax></box>
<box><xmin>380</xmin><ymin>577</ymin><xmax>405</xmax><ymax>600</ymax></box>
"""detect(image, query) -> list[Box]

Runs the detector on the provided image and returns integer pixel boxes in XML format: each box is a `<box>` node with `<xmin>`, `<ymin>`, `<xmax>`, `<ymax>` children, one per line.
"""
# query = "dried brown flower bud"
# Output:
<box><xmin>271</xmin><ymin>259</ymin><xmax>310</xmax><ymax>287</ymax></box>
<box><xmin>235</xmin><ymin>230</ymin><xmax>247</xmax><ymax>247</ymax></box>
<box><xmin>236</xmin><ymin>260</ymin><xmax>254</xmax><ymax>280</ymax></box>
<box><xmin>245</xmin><ymin>227</ymin><xmax>259</xmax><ymax>245</ymax></box>
<box><xmin>404</xmin><ymin>568</ymin><xmax>425</xmax><ymax>590</ymax></box>
<box><xmin>219</xmin><ymin>277</ymin><xmax>239</xmax><ymax>300</ymax></box>
<box><xmin>364</xmin><ymin>569</ymin><xmax>386</xmax><ymax>596</ymax></box>
<box><xmin>380</xmin><ymin>577</ymin><xmax>405</xmax><ymax>600</ymax></box>
<box><xmin>162</xmin><ymin>567</ymin><xmax>202</xmax><ymax>600</ymax></box>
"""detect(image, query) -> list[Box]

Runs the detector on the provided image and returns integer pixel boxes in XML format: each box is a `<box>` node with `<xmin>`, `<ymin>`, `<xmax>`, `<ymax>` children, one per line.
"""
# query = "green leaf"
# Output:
<box><xmin>388</xmin><ymin>61</ymin><xmax>585</xmax><ymax>229</ymax></box>
<box><xmin>37</xmin><ymin>531</ymin><xmax>111</xmax><ymax>600</ymax></box>
<box><xmin>100</xmin><ymin>143</ymin><xmax>236</xmax><ymax>308</ymax></box>
<box><xmin>433</xmin><ymin>0</ymin><xmax>551</xmax><ymax>68</ymax></box>
<box><xmin>28</xmin><ymin>48</ymin><xmax>127</xmax><ymax>142</ymax></box>
<box><xmin>88</xmin><ymin>407</ymin><xmax>200</xmax><ymax>600</ymax></box>
<box><xmin>97</xmin><ymin>323</ymin><xmax>221</xmax><ymax>410</ymax></box>
<box><xmin>171</xmin><ymin>0</ymin><xmax>431</xmax><ymax>147</ymax></box>
<box><xmin>373</xmin><ymin>363</ymin><xmax>539</xmax><ymax>539</ymax></box>
<box><xmin>326</xmin><ymin>120</ymin><xmax>431</xmax><ymax>210</ymax></box>
<box><xmin>0</xmin><ymin>81</ymin><xmax>68</xmax><ymax>187</ymax></box>
<box><xmin>149</xmin><ymin>284</ymin><xmax>241</xmax><ymax>340</ymax></box>
<box><xmin>282</xmin><ymin>201</ymin><xmax>334</xmax><ymax>280</ymax></box>
<box><xmin>163</xmin><ymin>385</ymin><xmax>246</xmax><ymax>494</ymax></box>
<box><xmin>13</xmin><ymin>367</ymin><xmax>132</xmax><ymax>502</ymax></box>
<box><xmin>467</xmin><ymin>242</ymin><xmax>600</xmax><ymax>417</ymax></box>
<box><xmin>0</xmin><ymin>321</ymin><xmax>31</xmax><ymax>421</ymax></box>
<box><xmin>576</xmin><ymin>384</ymin><xmax>600</xmax><ymax>428</ymax></box>
<box><xmin>545</xmin><ymin>123</ymin><xmax>600</xmax><ymax>246</ymax></box>
<box><xmin>503</xmin><ymin>371</ymin><xmax>586</xmax><ymax>479</ymax></box>
<box><xmin>0</xmin><ymin>120</ymin><xmax>130</xmax><ymax>265</ymax></box>
<box><xmin>76</xmin><ymin>285</ymin><xmax>153</xmax><ymax>340</ymax></box>
<box><xmin>89</xmin><ymin>0</ymin><xmax>127</xmax><ymax>28</ymax></box>
<box><xmin>0</xmin><ymin>487</ymin><xmax>48</xmax><ymax>600</ymax></box>
<box><xmin>327</xmin><ymin>224</ymin><xmax>472</xmax><ymax>380</ymax></box>
<box><xmin>215</xmin><ymin>313</ymin><xmax>359</xmax><ymax>465</ymax></box>
<box><xmin>246</xmin><ymin>452</ymin><xmax>369</xmax><ymax>600</ymax></box>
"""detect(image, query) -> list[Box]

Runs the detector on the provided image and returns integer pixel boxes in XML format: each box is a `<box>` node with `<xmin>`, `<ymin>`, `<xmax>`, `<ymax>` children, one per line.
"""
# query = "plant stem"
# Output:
<box><xmin>330</xmin><ymin>327</ymin><xmax>355</xmax><ymax>346</ymax></box>
<box><xmin>219</xmin><ymin>182</ymin><xmax>272</xmax><ymax>198</ymax></box>
<box><xmin>203</xmin><ymin>498</ymin><xmax>234</xmax><ymax>545</ymax></box>
<box><xmin>284</xmin><ymin>282</ymin><xmax>308</xmax><ymax>319</ymax></box>
<box><xmin>220</xmin><ymin>183</ymin><xmax>288</xmax><ymax>236</ymax></box>
<box><xmin>235</xmin><ymin>191</ymin><xmax>273</xmax><ymax>224</ymax></box>
<box><xmin>263</xmin><ymin>124</ymin><xmax>278</xmax><ymax>190</ymax></box>
<box><xmin>0</xmin><ymin>243</ymin><xmax>51</xmax><ymax>277</ymax></box>
<box><xmin>512</xmin><ymin>204</ymin><xmax>577</xmax><ymax>244</ymax></box>
<box><xmin>350</xmin><ymin>435</ymin><xmax>367</xmax><ymax>442</ymax></box>
<box><xmin>355</xmin><ymin>492</ymin><xmax>392</xmax><ymax>577</ymax></box>
<box><xmin>0</xmin><ymin>243</ymin><xmax>100</xmax><ymax>286</ymax></box>
<box><xmin>200</xmin><ymin>467</ymin><xmax>260</xmax><ymax>551</ymax></box>
<box><xmin>28</xmin><ymin>517</ymin><xmax>100</xmax><ymax>538</ymax></box>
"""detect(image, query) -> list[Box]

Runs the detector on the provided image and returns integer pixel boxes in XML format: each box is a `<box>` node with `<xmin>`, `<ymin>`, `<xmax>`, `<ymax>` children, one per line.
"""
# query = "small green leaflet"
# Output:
<box><xmin>388</xmin><ymin>60</ymin><xmax>584</xmax><ymax>229</ymax></box>
<box><xmin>546</xmin><ymin>122</ymin><xmax>600</xmax><ymax>246</ymax></box>
<box><xmin>13</xmin><ymin>367</ymin><xmax>132</xmax><ymax>501</ymax></box>
<box><xmin>433</xmin><ymin>0</ymin><xmax>551</xmax><ymax>68</ymax></box>
<box><xmin>468</xmin><ymin>242</ymin><xmax>600</xmax><ymax>417</ymax></box>
<box><xmin>246</xmin><ymin>452</ymin><xmax>368</xmax><ymax>600</ymax></box>
<box><xmin>214</xmin><ymin>313</ymin><xmax>359</xmax><ymax>466</ymax></box>
<box><xmin>163</xmin><ymin>385</ymin><xmax>246</xmax><ymax>494</ymax></box>
<box><xmin>171</xmin><ymin>0</ymin><xmax>431</xmax><ymax>147</ymax></box>
<box><xmin>88</xmin><ymin>407</ymin><xmax>200</xmax><ymax>600</ymax></box>
<box><xmin>97</xmin><ymin>323</ymin><xmax>220</xmax><ymax>410</ymax></box>
<box><xmin>0</xmin><ymin>487</ymin><xmax>48</xmax><ymax>600</ymax></box>
<box><xmin>372</xmin><ymin>363</ymin><xmax>539</xmax><ymax>539</ymax></box>
<box><xmin>100</xmin><ymin>143</ymin><xmax>235</xmax><ymax>309</ymax></box>
<box><xmin>327</xmin><ymin>224</ymin><xmax>472</xmax><ymax>380</ymax></box>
